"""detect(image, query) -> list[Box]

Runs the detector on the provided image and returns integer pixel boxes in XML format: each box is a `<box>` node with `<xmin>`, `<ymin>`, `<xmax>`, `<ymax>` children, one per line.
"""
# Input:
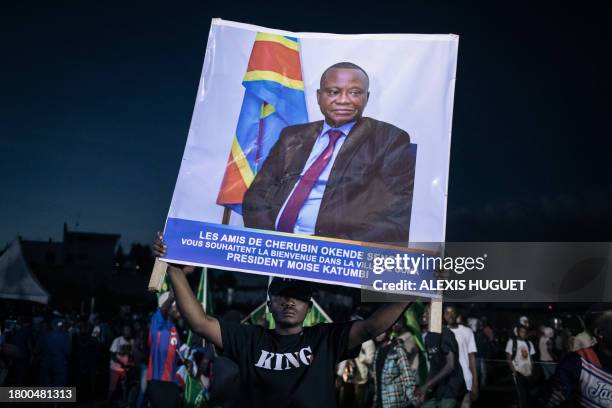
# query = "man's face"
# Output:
<box><xmin>268</xmin><ymin>295</ymin><xmax>310</xmax><ymax>328</ymax></box>
<box><xmin>122</xmin><ymin>325</ymin><xmax>132</xmax><ymax>339</ymax></box>
<box><xmin>421</xmin><ymin>306</ymin><xmax>430</xmax><ymax>329</ymax></box>
<box><xmin>518</xmin><ymin>327</ymin><xmax>528</xmax><ymax>340</ymax></box>
<box><xmin>443</xmin><ymin>307</ymin><xmax>457</xmax><ymax>326</ymax></box>
<box><xmin>392</xmin><ymin>318</ymin><xmax>406</xmax><ymax>335</ymax></box>
<box><xmin>317</xmin><ymin>68</ymin><xmax>369</xmax><ymax>127</ymax></box>
<box><xmin>169</xmin><ymin>304</ymin><xmax>181</xmax><ymax>322</ymax></box>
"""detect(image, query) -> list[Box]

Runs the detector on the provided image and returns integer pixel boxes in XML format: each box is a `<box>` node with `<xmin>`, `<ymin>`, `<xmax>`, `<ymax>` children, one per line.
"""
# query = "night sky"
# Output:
<box><xmin>2</xmin><ymin>0</ymin><xmax>610</xmax><ymax>248</ymax></box>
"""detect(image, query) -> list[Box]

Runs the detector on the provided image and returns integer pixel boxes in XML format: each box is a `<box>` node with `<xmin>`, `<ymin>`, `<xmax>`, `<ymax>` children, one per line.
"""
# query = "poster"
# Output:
<box><xmin>161</xmin><ymin>19</ymin><xmax>458</xmax><ymax>296</ymax></box>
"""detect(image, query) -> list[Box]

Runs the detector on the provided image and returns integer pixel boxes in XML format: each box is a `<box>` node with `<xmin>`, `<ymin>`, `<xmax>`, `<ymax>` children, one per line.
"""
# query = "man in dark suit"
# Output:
<box><xmin>242</xmin><ymin>62</ymin><xmax>415</xmax><ymax>243</ymax></box>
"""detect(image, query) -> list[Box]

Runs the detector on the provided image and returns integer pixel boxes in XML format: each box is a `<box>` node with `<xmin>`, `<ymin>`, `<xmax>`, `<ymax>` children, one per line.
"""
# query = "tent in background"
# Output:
<box><xmin>0</xmin><ymin>240</ymin><xmax>49</xmax><ymax>304</ymax></box>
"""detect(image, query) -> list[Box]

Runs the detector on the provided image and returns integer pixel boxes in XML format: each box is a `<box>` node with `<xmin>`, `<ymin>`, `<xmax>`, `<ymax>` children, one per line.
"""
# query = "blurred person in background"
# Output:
<box><xmin>5</xmin><ymin>317</ymin><xmax>33</xmax><ymax>386</ymax></box>
<box><xmin>571</xmin><ymin>314</ymin><xmax>596</xmax><ymax>352</ymax></box>
<box><xmin>176</xmin><ymin>344</ymin><xmax>215</xmax><ymax>408</ymax></box>
<box><xmin>443</xmin><ymin>306</ymin><xmax>478</xmax><ymax>408</ymax></box>
<box><xmin>468</xmin><ymin>317</ymin><xmax>491</xmax><ymax>387</ymax></box>
<box><xmin>416</xmin><ymin>305</ymin><xmax>466</xmax><ymax>408</ymax></box>
<box><xmin>80</xmin><ymin>323</ymin><xmax>106</xmax><ymax>400</ymax></box>
<box><xmin>36</xmin><ymin>318</ymin><xmax>71</xmax><ymax>387</ymax></box>
<box><xmin>108</xmin><ymin>323</ymin><xmax>134</xmax><ymax>401</ymax></box>
<box><xmin>337</xmin><ymin>337</ymin><xmax>375</xmax><ymax>408</ymax></box>
<box><xmin>543</xmin><ymin>310</ymin><xmax>612</xmax><ymax>407</ymax></box>
<box><xmin>372</xmin><ymin>324</ymin><xmax>417</xmax><ymax>407</ymax></box>
<box><xmin>145</xmin><ymin>290</ymin><xmax>182</xmax><ymax>408</ymax></box>
<box><xmin>506</xmin><ymin>325</ymin><xmax>536</xmax><ymax>408</ymax></box>
<box><xmin>538</xmin><ymin>326</ymin><xmax>557</xmax><ymax>380</ymax></box>
<box><xmin>393</xmin><ymin>315</ymin><xmax>420</xmax><ymax>377</ymax></box>
<box><xmin>132</xmin><ymin>319</ymin><xmax>150</xmax><ymax>408</ymax></box>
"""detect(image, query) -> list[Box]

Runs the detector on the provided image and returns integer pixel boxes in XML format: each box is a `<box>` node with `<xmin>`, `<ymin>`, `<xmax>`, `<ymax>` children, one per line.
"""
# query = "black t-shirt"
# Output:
<box><xmin>424</xmin><ymin>327</ymin><xmax>466</xmax><ymax>399</ymax></box>
<box><xmin>219</xmin><ymin>320</ymin><xmax>359</xmax><ymax>408</ymax></box>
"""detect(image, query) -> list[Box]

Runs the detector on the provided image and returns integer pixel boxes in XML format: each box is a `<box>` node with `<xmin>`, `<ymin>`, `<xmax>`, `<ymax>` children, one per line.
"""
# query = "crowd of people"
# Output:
<box><xmin>336</xmin><ymin>306</ymin><xmax>611</xmax><ymax>408</ymax></box>
<box><xmin>0</xmin><ymin>304</ymin><xmax>157</xmax><ymax>404</ymax></box>
<box><xmin>0</xmin><ymin>300</ymin><xmax>207</xmax><ymax>407</ymax></box>
<box><xmin>0</xmin><ymin>296</ymin><xmax>610</xmax><ymax>407</ymax></box>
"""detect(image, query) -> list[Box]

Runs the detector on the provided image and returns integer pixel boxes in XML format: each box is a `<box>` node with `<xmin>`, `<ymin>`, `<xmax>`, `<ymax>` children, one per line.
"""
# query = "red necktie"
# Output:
<box><xmin>277</xmin><ymin>129</ymin><xmax>344</xmax><ymax>233</ymax></box>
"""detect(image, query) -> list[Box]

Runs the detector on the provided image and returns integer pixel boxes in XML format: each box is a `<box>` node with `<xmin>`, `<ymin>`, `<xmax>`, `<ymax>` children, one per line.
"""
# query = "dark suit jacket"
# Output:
<box><xmin>242</xmin><ymin>117</ymin><xmax>415</xmax><ymax>243</ymax></box>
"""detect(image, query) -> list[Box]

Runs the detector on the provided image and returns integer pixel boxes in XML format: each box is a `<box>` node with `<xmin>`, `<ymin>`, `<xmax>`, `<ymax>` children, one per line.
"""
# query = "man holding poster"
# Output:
<box><xmin>242</xmin><ymin>62</ymin><xmax>415</xmax><ymax>244</ymax></box>
<box><xmin>155</xmin><ymin>233</ymin><xmax>411</xmax><ymax>407</ymax></box>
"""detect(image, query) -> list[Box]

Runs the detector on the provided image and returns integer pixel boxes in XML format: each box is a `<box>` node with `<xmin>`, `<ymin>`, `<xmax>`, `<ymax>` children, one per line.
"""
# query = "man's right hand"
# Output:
<box><xmin>155</xmin><ymin>232</ymin><xmax>223</xmax><ymax>349</ymax></box>
<box><xmin>153</xmin><ymin>232</ymin><xmax>196</xmax><ymax>274</ymax></box>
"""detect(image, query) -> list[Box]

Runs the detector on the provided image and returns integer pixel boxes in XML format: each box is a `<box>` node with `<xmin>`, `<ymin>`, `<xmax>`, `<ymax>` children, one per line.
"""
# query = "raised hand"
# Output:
<box><xmin>153</xmin><ymin>231</ymin><xmax>196</xmax><ymax>274</ymax></box>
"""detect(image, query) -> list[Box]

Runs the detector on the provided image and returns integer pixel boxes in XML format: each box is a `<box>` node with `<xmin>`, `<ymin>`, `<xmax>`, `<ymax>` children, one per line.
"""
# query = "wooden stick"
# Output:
<box><xmin>429</xmin><ymin>298</ymin><xmax>443</xmax><ymax>333</ymax></box>
<box><xmin>222</xmin><ymin>207</ymin><xmax>231</xmax><ymax>225</ymax></box>
<box><xmin>148</xmin><ymin>258</ymin><xmax>168</xmax><ymax>292</ymax></box>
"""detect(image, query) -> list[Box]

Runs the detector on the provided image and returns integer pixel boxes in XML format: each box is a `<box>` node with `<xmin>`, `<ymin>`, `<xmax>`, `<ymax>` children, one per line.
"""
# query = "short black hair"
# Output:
<box><xmin>320</xmin><ymin>62</ymin><xmax>369</xmax><ymax>88</ymax></box>
<box><xmin>444</xmin><ymin>304</ymin><xmax>457</xmax><ymax>313</ymax></box>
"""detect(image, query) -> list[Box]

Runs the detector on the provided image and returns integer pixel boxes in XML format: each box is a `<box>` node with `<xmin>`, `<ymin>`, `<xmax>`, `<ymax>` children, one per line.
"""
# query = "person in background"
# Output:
<box><xmin>480</xmin><ymin>317</ymin><xmax>494</xmax><ymax>344</ymax></box>
<box><xmin>506</xmin><ymin>325</ymin><xmax>536</xmax><ymax>408</ymax></box>
<box><xmin>538</xmin><ymin>326</ymin><xmax>557</xmax><ymax>380</ymax></box>
<box><xmin>468</xmin><ymin>317</ymin><xmax>491</xmax><ymax>387</ymax></box>
<box><xmin>145</xmin><ymin>290</ymin><xmax>182</xmax><ymax>408</ymax></box>
<box><xmin>132</xmin><ymin>320</ymin><xmax>150</xmax><ymax>408</ymax></box>
<box><xmin>108</xmin><ymin>323</ymin><xmax>134</xmax><ymax>400</ymax></box>
<box><xmin>571</xmin><ymin>314</ymin><xmax>596</xmax><ymax>351</ymax></box>
<box><xmin>177</xmin><ymin>344</ymin><xmax>215</xmax><ymax>408</ymax></box>
<box><xmin>393</xmin><ymin>316</ymin><xmax>420</xmax><ymax>375</ymax></box>
<box><xmin>514</xmin><ymin>316</ymin><xmax>538</xmax><ymax>344</ymax></box>
<box><xmin>6</xmin><ymin>317</ymin><xmax>33</xmax><ymax>386</ymax></box>
<box><xmin>416</xmin><ymin>305</ymin><xmax>466</xmax><ymax>408</ymax></box>
<box><xmin>372</xmin><ymin>324</ymin><xmax>417</xmax><ymax>407</ymax></box>
<box><xmin>78</xmin><ymin>322</ymin><xmax>105</xmax><ymax>400</ymax></box>
<box><xmin>543</xmin><ymin>310</ymin><xmax>612</xmax><ymax>407</ymax></box>
<box><xmin>337</xmin><ymin>338</ymin><xmax>376</xmax><ymax>408</ymax></box>
<box><xmin>443</xmin><ymin>306</ymin><xmax>478</xmax><ymax>408</ymax></box>
<box><xmin>37</xmin><ymin>318</ymin><xmax>71</xmax><ymax>387</ymax></box>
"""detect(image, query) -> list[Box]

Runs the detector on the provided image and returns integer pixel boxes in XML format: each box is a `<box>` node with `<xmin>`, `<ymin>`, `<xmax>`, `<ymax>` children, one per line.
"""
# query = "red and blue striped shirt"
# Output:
<box><xmin>147</xmin><ymin>309</ymin><xmax>180</xmax><ymax>383</ymax></box>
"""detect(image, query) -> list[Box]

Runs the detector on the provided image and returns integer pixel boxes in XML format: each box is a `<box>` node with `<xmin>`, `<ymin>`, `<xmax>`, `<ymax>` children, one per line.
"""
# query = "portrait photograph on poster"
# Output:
<box><xmin>160</xmin><ymin>19</ymin><xmax>459</xmax><ymax>293</ymax></box>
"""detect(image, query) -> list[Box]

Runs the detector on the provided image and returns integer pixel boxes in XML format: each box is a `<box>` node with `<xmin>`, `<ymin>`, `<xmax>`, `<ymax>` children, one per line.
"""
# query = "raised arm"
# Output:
<box><xmin>467</xmin><ymin>330</ymin><xmax>479</xmax><ymax>400</ymax></box>
<box><xmin>153</xmin><ymin>236</ymin><xmax>223</xmax><ymax>349</ymax></box>
<box><xmin>348</xmin><ymin>302</ymin><xmax>410</xmax><ymax>349</ymax></box>
<box><xmin>417</xmin><ymin>349</ymin><xmax>456</xmax><ymax>402</ymax></box>
<box><xmin>468</xmin><ymin>351</ymin><xmax>479</xmax><ymax>400</ymax></box>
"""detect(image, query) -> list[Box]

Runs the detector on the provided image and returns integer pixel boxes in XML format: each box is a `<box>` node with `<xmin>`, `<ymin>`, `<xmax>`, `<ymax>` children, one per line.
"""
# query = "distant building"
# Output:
<box><xmin>19</xmin><ymin>223</ymin><xmax>123</xmax><ymax>310</ymax></box>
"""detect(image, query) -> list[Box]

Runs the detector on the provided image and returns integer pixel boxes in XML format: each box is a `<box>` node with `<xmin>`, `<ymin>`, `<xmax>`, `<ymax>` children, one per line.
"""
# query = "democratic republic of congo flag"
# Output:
<box><xmin>216</xmin><ymin>32</ymin><xmax>309</xmax><ymax>214</ymax></box>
